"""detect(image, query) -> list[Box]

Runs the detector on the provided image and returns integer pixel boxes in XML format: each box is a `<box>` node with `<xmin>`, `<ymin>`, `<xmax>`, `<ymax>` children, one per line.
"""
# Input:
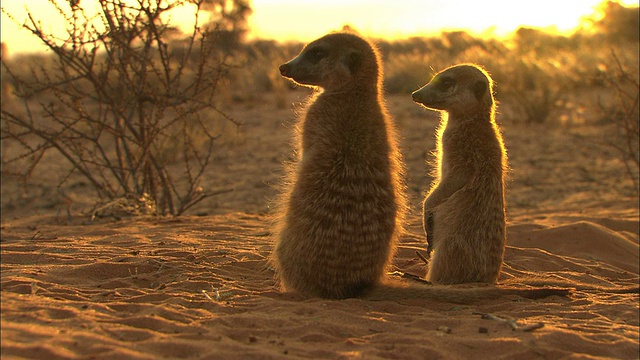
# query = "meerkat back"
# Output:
<box><xmin>412</xmin><ymin>64</ymin><xmax>507</xmax><ymax>284</ymax></box>
<box><xmin>272</xmin><ymin>33</ymin><xmax>406</xmax><ymax>299</ymax></box>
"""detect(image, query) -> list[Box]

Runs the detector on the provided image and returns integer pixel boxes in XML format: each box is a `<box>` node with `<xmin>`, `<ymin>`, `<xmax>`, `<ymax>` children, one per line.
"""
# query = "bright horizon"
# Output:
<box><xmin>248</xmin><ymin>0</ymin><xmax>633</xmax><ymax>42</ymax></box>
<box><xmin>1</xmin><ymin>0</ymin><xmax>638</xmax><ymax>55</ymax></box>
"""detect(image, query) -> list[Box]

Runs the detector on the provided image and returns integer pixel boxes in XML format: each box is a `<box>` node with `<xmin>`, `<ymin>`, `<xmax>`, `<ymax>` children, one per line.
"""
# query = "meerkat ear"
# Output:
<box><xmin>344</xmin><ymin>50</ymin><xmax>362</xmax><ymax>74</ymax></box>
<box><xmin>473</xmin><ymin>80</ymin><xmax>487</xmax><ymax>101</ymax></box>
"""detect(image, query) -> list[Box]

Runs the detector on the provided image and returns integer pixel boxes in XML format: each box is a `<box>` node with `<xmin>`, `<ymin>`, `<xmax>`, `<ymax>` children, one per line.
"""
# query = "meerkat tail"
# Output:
<box><xmin>364</xmin><ymin>281</ymin><xmax>571</xmax><ymax>304</ymax></box>
<box><xmin>500</xmin><ymin>277</ymin><xmax>640</xmax><ymax>294</ymax></box>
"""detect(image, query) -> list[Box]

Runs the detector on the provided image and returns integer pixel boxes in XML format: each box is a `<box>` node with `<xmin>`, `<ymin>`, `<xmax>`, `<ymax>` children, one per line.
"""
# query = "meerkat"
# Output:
<box><xmin>272</xmin><ymin>34</ymin><xmax>574</xmax><ymax>303</ymax></box>
<box><xmin>272</xmin><ymin>32</ymin><xmax>407</xmax><ymax>299</ymax></box>
<box><xmin>412</xmin><ymin>64</ymin><xmax>508</xmax><ymax>285</ymax></box>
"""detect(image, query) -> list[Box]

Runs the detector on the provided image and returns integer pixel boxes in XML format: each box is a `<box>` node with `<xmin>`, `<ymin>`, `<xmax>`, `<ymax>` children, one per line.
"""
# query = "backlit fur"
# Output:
<box><xmin>273</xmin><ymin>32</ymin><xmax>407</xmax><ymax>299</ymax></box>
<box><xmin>412</xmin><ymin>64</ymin><xmax>508</xmax><ymax>284</ymax></box>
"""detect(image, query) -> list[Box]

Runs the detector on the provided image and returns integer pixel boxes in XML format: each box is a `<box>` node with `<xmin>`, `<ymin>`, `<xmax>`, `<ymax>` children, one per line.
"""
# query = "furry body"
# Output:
<box><xmin>412</xmin><ymin>64</ymin><xmax>508</xmax><ymax>284</ymax></box>
<box><xmin>273</xmin><ymin>32</ymin><xmax>406</xmax><ymax>299</ymax></box>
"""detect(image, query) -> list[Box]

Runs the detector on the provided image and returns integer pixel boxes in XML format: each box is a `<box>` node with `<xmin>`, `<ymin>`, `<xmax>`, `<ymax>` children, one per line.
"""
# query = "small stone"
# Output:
<box><xmin>479</xmin><ymin>327</ymin><xmax>489</xmax><ymax>334</ymax></box>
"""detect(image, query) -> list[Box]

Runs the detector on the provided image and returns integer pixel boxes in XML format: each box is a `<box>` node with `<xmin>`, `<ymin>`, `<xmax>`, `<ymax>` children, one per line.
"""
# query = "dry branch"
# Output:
<box><xmin>1</xmin><ymin>0</ymin><xmax>251</xmax><ymax>216</ymax></box>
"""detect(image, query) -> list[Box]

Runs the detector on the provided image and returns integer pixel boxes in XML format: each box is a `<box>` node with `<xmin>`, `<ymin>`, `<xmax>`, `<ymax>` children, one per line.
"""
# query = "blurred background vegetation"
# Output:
<box><xmin>1</xmin><ymin>0</ymin><xmax>638</xmax><ymax>218</ymax></box>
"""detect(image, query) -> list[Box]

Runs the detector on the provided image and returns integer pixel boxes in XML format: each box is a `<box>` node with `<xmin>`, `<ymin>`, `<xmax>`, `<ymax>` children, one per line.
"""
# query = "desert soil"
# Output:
<box><xmin>1</xmin><ymin>91</ymin><xmax>638</xmax><ymax>359</ymax></box>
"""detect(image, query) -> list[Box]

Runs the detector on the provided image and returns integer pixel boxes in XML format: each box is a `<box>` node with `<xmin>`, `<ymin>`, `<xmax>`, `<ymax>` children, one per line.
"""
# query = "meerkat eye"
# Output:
<box><xmin>306</xmin><ymin>47</ymin><xmax>326</xmax><ymax>64</ymax></box>
<box><xmin>438</xmin><ymin>77</ymin><xmax>455</xmax><ymax>91</ymax></box>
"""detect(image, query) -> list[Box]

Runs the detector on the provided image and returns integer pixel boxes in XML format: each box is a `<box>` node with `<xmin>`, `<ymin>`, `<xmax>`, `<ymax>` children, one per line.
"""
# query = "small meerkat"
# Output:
<box><xmin>412</xmin><ymin>64</ymin><xmax>508</xmax><ymax>285</ymax></box>
<box><xmin>272</xmin><ymin>32</ymin><xmax>407</xmax><ymax>299</ymax></box>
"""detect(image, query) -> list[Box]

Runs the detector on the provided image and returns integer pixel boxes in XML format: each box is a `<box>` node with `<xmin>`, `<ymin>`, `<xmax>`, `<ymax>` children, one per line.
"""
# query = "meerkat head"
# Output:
<box><xmin>279</xmin><ymin>32</ymin><xmax>380</xmax><ymax>92</ymax></box>
<box><xmin>412</xmin><ymin>64</ymin><xmax>494</xmax><ymax>117</ymax></box>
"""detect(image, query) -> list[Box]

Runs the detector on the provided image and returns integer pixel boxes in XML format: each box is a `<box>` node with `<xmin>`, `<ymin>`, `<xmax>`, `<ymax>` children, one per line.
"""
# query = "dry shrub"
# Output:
<box><xmin>499</xmin><ymin>56</ymin><xmax>563</xmax><ymax>124</ymax></box>
<box><xmin>1</xmin><ymin>0</ymin><xmax>250</xmax><ymax>216</ymax></box>
<box><xmin>598</xmin><ymin>50</ymin><xmax>639</xmax><ymax>194</ymax></box>
<box><xmin>383</xmin><ymin>53</ymin><xmax>435</xmax><ymax>94</ymax></box>
<box><xmin>220</xmin><ymin>40</ymin><xmax>300</xmax><ymax>109</ymax></box>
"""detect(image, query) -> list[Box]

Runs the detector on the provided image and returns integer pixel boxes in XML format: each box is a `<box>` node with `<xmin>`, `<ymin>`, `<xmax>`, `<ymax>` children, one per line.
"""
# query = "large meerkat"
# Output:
<box><xmin>412</xmin><ymin>64</ymin><xmax>507</xmax><ymax>285</ymax></box>
<box><xmin>271</xmin><ymin>34</ymin><xmax>576</xmax><ymax>303</ymax></box>
<box><xmin>273</xmin><ymin>32</ymin><xmax>407</xmax><ymax>299</ymax></box>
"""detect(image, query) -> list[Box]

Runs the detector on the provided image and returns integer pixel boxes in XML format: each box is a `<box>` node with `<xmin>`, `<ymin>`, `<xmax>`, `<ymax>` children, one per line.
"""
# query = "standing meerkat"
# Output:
<box><xmin>272</xmin><ymin>32</ymin><xmax>408</xmax><ymax>299</ymax></box>
<box><xmin>412</xmin><ymin>64</ymin><xmax>508</xmax><ymax>285</ymax></box>
<box><xmin>272</xmin><ymin>36</ymin><xmax>572</xmax><ymax>303</ymax></box>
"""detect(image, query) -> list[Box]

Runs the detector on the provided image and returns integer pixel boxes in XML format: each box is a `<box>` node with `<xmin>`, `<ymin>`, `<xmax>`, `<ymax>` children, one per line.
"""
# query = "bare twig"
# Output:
<box><xmin>415</xmin><ymin>250</ymin><xmax>430</xmax><ymax>265</ymax></box>
<box><xmin>1</xmin><ymin>0</ymin><xmax>250</xmax><ymax>216</ymax></box>
<box><xmin>597</xmin><ymin>49</ymin><xmax>639</xmax><ymax>195</ymax></box>
<box><xmin>473</xmin><ymin>312</ymin><xmax>545</xmax><ymax>332</ymax></box>
<box><xmin>389</xmin><ymin>271</ymin><xmax>431</xmax><ymax>284</ymax></box>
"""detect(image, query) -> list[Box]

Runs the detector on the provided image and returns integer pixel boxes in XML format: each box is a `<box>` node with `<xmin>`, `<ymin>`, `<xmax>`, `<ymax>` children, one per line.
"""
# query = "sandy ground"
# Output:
<box><xmin>1</xmin><ymin>91</ymin><xmax>639</xmax><ymax>359</ymax></box>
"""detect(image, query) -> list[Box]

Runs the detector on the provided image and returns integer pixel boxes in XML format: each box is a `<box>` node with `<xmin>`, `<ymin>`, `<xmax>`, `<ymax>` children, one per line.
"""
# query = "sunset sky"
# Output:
<box><xmin>1</xmin><ymin>0</ymin><xmax>637</xmax><ymax>55</ymax></box>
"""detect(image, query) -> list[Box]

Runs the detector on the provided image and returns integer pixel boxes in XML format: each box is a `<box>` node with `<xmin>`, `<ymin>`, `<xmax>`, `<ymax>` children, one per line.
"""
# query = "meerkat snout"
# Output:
<box><xmin>279</xmin><ymin>63</ymin><xmax>290</xmax><ymax>77</ymax></box>
<box><xmin>411</xmin><ymin>89</ymin><xmax>424</xmax><ymax>104</ymax></box>
<box><xmin>412</xmin><ymin>75</ymin><xmax>458</xmax><ymax>110</ymax></box>
<box><xmin>411</xmin><ymin>87</ymin><xmax>437</xmax><ymax>108</ymax></box>
<box><xmin>412</xmin><ymin>80</ymin><xmax>441</xmax><ymax>107</ymax></box>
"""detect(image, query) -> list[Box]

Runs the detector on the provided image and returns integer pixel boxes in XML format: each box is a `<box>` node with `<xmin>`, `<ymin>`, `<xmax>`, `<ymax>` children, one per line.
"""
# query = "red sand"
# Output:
<box><xmin>2</xmin><ymin>93</ymin><xmax>638</xmax><ymax>359</ymax></box>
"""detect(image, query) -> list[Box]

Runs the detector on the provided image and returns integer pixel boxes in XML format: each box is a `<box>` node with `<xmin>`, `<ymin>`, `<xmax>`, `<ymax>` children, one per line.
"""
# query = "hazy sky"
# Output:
<box><xmin>248</xmin><ymin>0</ymin><xmax>623</xmax><ymax>42</ymax></box>
<box><xmin>1</xmin><ymin>0</ymin><xmax>636</xmax><ymax>55</ymax></box>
